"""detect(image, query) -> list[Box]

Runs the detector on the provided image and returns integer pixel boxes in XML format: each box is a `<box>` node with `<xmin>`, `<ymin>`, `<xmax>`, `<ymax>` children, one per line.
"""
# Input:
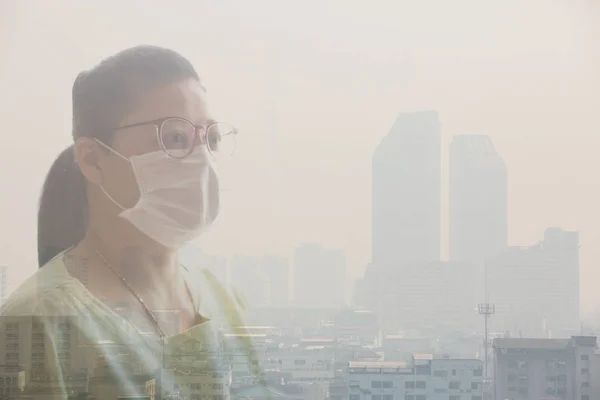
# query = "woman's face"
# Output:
<box><xmin>98</xmin><ymin>78</ymin><xmax>212</xmax><ymax>211</ymax></box>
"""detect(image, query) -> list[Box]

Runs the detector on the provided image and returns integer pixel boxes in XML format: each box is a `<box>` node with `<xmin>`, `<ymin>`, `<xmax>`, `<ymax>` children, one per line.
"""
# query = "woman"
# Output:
<box><xmin>1</xmin><ymin>45</ymin><xmax>258</xmax><ymax>399</ymax></box>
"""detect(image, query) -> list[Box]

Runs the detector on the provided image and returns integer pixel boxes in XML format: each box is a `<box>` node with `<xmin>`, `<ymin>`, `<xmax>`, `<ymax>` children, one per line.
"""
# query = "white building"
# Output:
<box><xmin>348</xmin><ymin>355</ymin><xmax>483</xmax><ymax>400</ymax></box>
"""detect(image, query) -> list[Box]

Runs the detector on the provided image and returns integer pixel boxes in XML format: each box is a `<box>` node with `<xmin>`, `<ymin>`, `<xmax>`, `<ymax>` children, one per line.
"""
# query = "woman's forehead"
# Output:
<box><xmin>120</xmin><ymin>79</ymin><xmax>210</xmax><ymax>126</ymax></box>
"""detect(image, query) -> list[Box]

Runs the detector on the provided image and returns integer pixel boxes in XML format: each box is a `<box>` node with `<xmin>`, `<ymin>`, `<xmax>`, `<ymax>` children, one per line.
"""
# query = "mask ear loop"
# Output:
<box><xmin>94</xmin><ymin>139</ymin><xmax>128</xmax><ymax>211</ymax></box>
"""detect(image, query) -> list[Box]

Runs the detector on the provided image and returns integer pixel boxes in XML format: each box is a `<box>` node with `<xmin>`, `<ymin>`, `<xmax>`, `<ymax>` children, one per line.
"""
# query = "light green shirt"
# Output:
<box><xmin>0</xmin><ymin>252</ymin><xmax>260</xmax><ymax>399</ymax></box>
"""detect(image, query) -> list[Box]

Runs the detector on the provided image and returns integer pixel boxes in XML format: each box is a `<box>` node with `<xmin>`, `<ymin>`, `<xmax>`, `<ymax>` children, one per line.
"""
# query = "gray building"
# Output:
<box><xmin>487</xmin><ymin>228</ymin><xmax>580</xmax><ymax>338</ymax></box>
<box><xmin>493</xmin><ymin>336</ymin><xmax>596</xmax><ymax>400</ymax></box>
<box><xmin>359</xmin><ymin>261</ymin><xmax>475</xmax><ymax>332</ymax></box>
<box><xmin>449</xmin><ymin>134</ymin><xmax>507</xmax><ymax>302</ymax></box>
<box><xmin>372</xmin><ymin>111</ymin><xmax>441</xmax><ymax>266</ymax></box>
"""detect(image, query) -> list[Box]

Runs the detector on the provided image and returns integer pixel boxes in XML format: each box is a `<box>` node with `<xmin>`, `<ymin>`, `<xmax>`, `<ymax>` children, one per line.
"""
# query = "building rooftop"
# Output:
<box><xmin>349</xmin><ymin>361</ymin><xmax>408</xmax><ymax>368</ymax></box>
<box><xmin>493</xmin><ymin>338</ymin><xmax>571</xmax><ymax>350</ymax></box>
<box><xmin>299</xmin><ymin>338</ymin><xmax>335</xmax><ymax>343</ymax></box>
<box><xmin>224</xmin><ymin>333</ymin><xmax>268</xmax><ymax>338</ymax></box>
<box><xmin>413</xmin><ymin>353</ymin><xmax>434</xmax><ymax>360</ymax></box>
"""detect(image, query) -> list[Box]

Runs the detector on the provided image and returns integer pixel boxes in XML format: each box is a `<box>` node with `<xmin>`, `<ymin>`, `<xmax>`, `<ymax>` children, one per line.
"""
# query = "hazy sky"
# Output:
<box><xmin>1</xmin><ymin>1</ymin><xmax>599</xmax><ymax>311</ymax></box>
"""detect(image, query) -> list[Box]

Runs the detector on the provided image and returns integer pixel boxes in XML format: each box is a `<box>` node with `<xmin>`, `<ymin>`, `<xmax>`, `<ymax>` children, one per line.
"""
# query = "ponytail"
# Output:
<box><xmin>37</xmin><ymin>146</ymin><xmax>87</xmax><ymax>267</ymax></box>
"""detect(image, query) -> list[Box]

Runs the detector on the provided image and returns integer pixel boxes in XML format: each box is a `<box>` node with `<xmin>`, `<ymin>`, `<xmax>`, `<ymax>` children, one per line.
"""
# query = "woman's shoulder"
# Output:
<box><xmin>0</xmin><ymin>253</ymin><xmax>85</xmax><ymax>317</ymax></box>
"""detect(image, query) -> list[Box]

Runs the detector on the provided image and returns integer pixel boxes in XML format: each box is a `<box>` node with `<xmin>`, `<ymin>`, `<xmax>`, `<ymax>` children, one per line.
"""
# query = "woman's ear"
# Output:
<box><xmin>74</xmin><ymin>137</ymin><xmax>104</xmax><ymax>185</ymax></box>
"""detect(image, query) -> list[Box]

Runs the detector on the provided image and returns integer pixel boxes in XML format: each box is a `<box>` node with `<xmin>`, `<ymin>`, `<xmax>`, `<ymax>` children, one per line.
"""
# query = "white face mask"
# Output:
<box><xmin>97</xmin><ymin>141</ymin><xmax>220</xmax><ymax>249</ymax></box>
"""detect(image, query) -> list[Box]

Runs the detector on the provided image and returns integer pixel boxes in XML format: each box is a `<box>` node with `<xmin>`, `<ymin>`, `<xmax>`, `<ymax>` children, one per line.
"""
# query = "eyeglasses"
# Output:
<box><xmin>114</xmin><ymin>117</ymin><xmax>238</xmax><ymax>159</ymax></box>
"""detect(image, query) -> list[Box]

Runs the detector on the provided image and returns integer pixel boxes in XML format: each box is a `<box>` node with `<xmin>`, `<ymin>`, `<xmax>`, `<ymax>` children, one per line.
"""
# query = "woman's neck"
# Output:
<box><xmin>79</xmin><ymin>227</ymin><xmax>180</xmax><ymax>295</ymax></box>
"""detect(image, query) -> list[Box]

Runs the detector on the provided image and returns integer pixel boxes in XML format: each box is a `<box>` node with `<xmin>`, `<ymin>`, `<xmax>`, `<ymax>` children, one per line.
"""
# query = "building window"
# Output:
<box><xmin>581</xmin><ymin>354</ymin><xmax>589</xmax><ymax>361</ymax></box>
<box><xmin>415</xmin><ymin>395</ymin><xmax>426</xmax><ymax>400</ymax></box>
<box><xmin>416</xmin><ymin>381</ymin><xmax>426</xmax><ymax>389</ymax></box>
<box><xmin>582</xmin><ymin>396</ymin><xmax>590</xmax><ymax>400</ymax></box>
<box><xmin>372</xmin><ymin>396</ymin><xmax>382</xmax><ymax>400</ymax></box>
<box><xmin>472</xmin><ymin>368</ymin><xmax>482</xmax><ymax>377</ymax></box>
<box><xmin>405</xmin><ymin>381</ymin><xmax>415</xmax><ymax>389</ymax></box>
<box><xmin>405</xmin><ymin>396</ymin><xmax>415</xmax><ymax>400</ymax></box>
<box><xmin>294</xmin><ymin>359</ymin><xmax>306</xmax><ymax>365</ymax></box>
<box><xmin>582</xmin><ymin>381</ymin><xmax>590</xmax><ymax>388</ymax></box>
<box><xmin>471</xmin><ymin>382</ymin><xmax>479</xmax><ymax>390</ymax></box>
<box><xmin>517</xmin><ymin>361</ymin><xmax>528</xmax><ymax>369</ymax></box>
<box><xmin>382</xmin><ymin>381</ymin><xmax>393</xmax><ymax>388</ymax></box>
<box><xmin>349</xmin><ymin>396</ymin><xmax>359</xmax><ymax>400</ymax></box>
<box><xmin>472</xmin><ymin>397</ymin><xmax>482</xmax><ymax>400</ymax></box>
<box><xmin>372</xmin><ymin>381</ymin><xmax>382</xmax><ymax>389</ymax></box>
<box><xmin>450</xmin><ymin>396</ymin><xmax>460</xmax><ymax>400</ymax></box>
<box><xmin>383</xmin><ymin>396</ymin><xmax>393</xmax><ymax>400</ymax></box>
<box><xmin>557</xmin><ymin>375</ymin><xmax>567</xmax><ymax>385</ymax></box>
<box><xmin>582</xmin><ymin>368</ymin><xmax>589</xmax><ymax>374</ymax></box>
<box><xmin>433</xmin><ymin>370</ymin><xmax>448</xmax><ymax>377</ymax></box>
<box><xmin>449</xmin><ymin>381</ymin><xmax>460</xmax><ymax>390</ymax></box>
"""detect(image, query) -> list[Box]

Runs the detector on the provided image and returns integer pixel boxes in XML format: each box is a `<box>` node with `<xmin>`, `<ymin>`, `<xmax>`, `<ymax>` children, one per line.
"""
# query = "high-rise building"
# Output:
<box><xmin>487</xmin><ymin>227</ymin><xmax>580</xmax><ymax>337</ymax></box>
<box><xmin>449</xmin><ymin>134</ymin><xmax>507</xmax><ymax>301</ymax></box>
<box><xmin>372</xmin><ymin>111</ymin><xmax>441</xmax><ymax>266</ymax></box>
<box><xmin>293</xmin><ymin>243</ymin><xmax>346</xmax><ymax>309</ymax></box>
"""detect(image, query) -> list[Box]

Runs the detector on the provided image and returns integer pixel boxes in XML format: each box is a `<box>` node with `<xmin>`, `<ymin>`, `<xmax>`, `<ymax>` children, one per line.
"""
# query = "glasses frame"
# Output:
<box><xmin>114</xmin><ymin>117</ymin><xmax>237</xmax><ymax>159</ymax></box>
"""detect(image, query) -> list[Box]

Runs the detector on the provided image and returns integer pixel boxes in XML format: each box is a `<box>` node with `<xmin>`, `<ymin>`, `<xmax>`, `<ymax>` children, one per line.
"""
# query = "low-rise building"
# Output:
<box><xmin>347</xmin><ymin>355</ymin><xmax>483</xmax><ymax>400</ymax></box>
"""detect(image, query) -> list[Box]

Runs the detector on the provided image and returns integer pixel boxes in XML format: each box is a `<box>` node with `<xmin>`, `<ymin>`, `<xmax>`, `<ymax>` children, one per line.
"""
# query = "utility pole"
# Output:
<box><xmin>478</xmin><ymin>260</ymin><xmax>495</xmax><ymax>394</ymax></box>
<box><xmin>478</xmin><ymin>303</ymin><xmax>495</xmax><ymax>381</ymax></box>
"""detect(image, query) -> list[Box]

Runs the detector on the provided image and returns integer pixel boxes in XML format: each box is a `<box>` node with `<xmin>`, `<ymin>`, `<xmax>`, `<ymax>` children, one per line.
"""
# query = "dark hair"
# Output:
<box><xmin>38</xmin><ymin>45</ymin><xmax>200</xmax><ymax>267</ymax></box>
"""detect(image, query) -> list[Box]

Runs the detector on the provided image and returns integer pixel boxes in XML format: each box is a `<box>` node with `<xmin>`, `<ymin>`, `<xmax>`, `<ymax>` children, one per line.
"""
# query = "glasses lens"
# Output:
<box><xmin>206</xmin><ymin>122</ymin><xmax>237</xmax><ymax>157</ymax></box>
<box><xmin>160</xmin><ymin>118</ymin><xmax>196</xmax><ymax>158</ymax></box>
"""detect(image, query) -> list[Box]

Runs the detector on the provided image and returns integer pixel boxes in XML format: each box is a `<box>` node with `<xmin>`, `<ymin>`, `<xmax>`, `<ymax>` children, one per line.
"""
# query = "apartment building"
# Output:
<box><xmin>347</xmin><ymin>355</ymin><xmax>483</xmax><ymax>400</ymax></box>
<box><xmin>493</xmin><ymin>336</ymin><xmax>596</xmax><ymax>400</ymax></box>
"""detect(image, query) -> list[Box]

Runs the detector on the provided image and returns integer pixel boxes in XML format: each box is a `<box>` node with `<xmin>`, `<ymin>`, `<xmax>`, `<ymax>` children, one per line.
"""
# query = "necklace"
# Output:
<box><xmin>95</xmin><ymin>249</ymin><xmax>166</xmax><ymax>337</ymax></box>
